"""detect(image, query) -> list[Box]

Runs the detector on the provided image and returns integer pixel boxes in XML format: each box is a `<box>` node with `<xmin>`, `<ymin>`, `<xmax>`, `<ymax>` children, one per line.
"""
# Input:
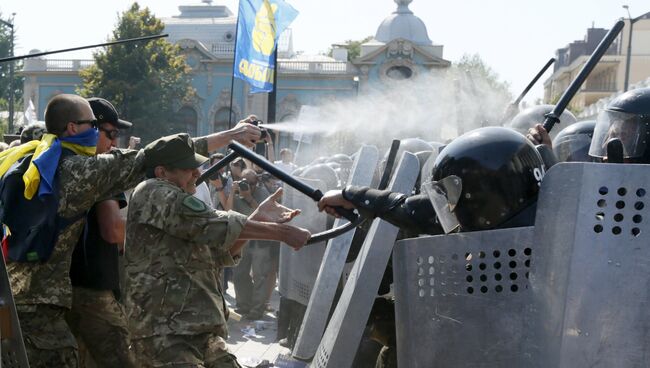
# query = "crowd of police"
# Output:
<box><xmin>0</xmin><ymin>85</ymin><xmax>648</xmax><ymax>368</ymax></box>
<box><xmin>312</xmin><ymin>87</ymin><xmax>650</xmax><ymax>367</ymax></box>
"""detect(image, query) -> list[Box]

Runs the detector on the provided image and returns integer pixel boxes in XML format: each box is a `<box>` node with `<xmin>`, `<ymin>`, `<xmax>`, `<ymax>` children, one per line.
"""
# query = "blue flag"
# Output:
<box><xmin>233</xmin><ymin>0</ymin><xmax>298</xmax><ymax>93</ymax></box>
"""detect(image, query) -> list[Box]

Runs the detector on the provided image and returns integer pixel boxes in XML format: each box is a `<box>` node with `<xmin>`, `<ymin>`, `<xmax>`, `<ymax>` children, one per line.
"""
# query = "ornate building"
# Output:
<box><xmin>21</xmin><ymin>0</ymin><xmax>449</xmax><ymax>148</ymax></box>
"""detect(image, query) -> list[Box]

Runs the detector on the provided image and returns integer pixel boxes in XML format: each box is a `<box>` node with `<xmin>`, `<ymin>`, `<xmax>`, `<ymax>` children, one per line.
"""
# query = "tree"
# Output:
<box><xmin>79</xmin><ymin>3</ymin><xmax>194</xmax><ymax>143</ymax></box>
<box><xmin>452</xmin><ymin>54</ymin><xmax>513</xmax><ymax>128</ymax></box>
<box><xmin>0</xmin><ymin>12</ymin><xmax>24</xmax><ymax>134</ymax></box>
<box><xmin>454</xmin><ymin>54</ymin><xmax>511</xmax><ymax>100</ymax></box>
<box><xmin>328</xmin><ymin>36</ymin><xmax>373</xmax><ymax>61</ymax></box>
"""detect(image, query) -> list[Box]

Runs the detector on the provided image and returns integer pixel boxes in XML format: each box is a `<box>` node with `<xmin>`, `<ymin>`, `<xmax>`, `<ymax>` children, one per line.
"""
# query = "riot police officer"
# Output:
<box><xmin>317</xmin><ymin>127</ymin><xmax>547</xmax><ymax>367</ymax></box>
<box><xmin>588</xmin><ymin>87</ymin><xmax>650</xmax><ymax>164</ymax></box>
<box><xmin>552</xmin><ymin>120</ymin><xmax>597</xmax><ymax>162</ymax></box>
<box><xmin>319</xmin><ymin>127</ymin><xmax>545</xmax><ymax>234</ymax></box>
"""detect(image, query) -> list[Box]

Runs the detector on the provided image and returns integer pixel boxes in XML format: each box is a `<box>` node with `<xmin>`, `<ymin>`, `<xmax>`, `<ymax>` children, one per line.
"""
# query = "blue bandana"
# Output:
<box><xmin>32</xmin><ymin>128</ymin><xmax>99</xmax><ymax>198</ymax></box>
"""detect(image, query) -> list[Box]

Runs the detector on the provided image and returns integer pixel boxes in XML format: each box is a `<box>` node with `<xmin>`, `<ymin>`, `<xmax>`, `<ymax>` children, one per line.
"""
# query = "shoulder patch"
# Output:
<box><xmin>182</xmin><ymin>196</ymin><xmax>207</xmax><ymax>212</ymax></box>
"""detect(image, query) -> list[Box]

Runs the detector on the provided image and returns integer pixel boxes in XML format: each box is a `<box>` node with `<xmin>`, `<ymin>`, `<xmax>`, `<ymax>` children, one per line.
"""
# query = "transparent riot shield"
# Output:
<box><xmin>293</xmin><ymin>145</ymin><xmax>379</xmax><ymax>360</ymax></box>
<box><xmin>0</xmin><ymin>250</ymin><xmax>30</xmax><ymax>367</ymax></box>
<box><xmin>279</xmin><ymin>177</ymin><xmax>329</xmax><ymax>306</ymax></box>
<box><xmin>310</xmin><ymin>152</ymin><xmax>419</xmax><ymax>368</ymax></box>
<box><xmin>392</xmin><ymin>227</ymin><xmax>540</xmax><ymax>368</ymax></box>
<box><xmin>532</xmin><ymin>162</ymin><xmax>650</xmax><ymax>367</ymax></box>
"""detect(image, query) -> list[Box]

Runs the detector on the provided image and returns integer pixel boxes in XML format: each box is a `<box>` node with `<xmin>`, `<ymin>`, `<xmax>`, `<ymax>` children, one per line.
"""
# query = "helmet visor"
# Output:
<box><xmin>589</xmin><ymin>110</ymin><xmax>648</xmax><ymax>159</ymax></box>
<box><xmin>421</xmin><ymin>176</ymin><xmax>462</xmax><ymax>234</ymax></box>
<box><xmin>554</xmin><ymin>133</ymin><xmax>593</xmax><ymax>162</ymax></box>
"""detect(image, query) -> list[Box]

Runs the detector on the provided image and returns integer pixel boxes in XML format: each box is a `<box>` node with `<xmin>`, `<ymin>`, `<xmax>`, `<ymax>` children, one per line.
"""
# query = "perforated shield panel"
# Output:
<box><xmin>393</xmin><ymin>227</ymin><xmax>540</xmax><ymax>368</ymax></box>
<box><xmin>292</xmin><ymin>145</ymin><xmax>379</xmax><ymax>360</ymax></box>
<box><xmin>532</xmin><ymin>162</ymin><xmax>650</xmax><ymax>367</ymax></box>
<box><xmin>310</xmin><ymin>152</ymin><xmax>420</xmax><ymax>368</ymax></box>
<box><xmin>279</xmin><ymin>177</ymin><xmax>329</xmax><ymax>305</ymax></box>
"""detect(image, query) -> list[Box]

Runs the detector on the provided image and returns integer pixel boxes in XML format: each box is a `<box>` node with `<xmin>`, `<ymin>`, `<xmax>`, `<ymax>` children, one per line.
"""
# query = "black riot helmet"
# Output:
<box><xmin>327</xmin><ymin>153</ymin><xmax>353</xmax><ymax>167</ymax></box>
<box><xmin>301</xmin><ymin>163</ymin><xmax>340</xmax><ymax>190</ymax></box>
<box><xmin>588</xmin><ymin>87</ymin><xmax>650</xmax><ymax>163</ymax></box>
<box><xmin>422</xmin><ymin>127</ymin><xmax>545</xmax><ymax>233</ymax></box>
<box><xmin>327</xmin><ymin>154</ymin><xmax>353</xmax><ymax>184</ymax></box>
<box><xmin>508</xmin><ymin>104</ymin><xmax>577</xmax><ymax>139</ymax></box>
<box><xmin>552</xmin><ymin>120</ymin><xmax>597</xmax><ymax>162</ymax></box>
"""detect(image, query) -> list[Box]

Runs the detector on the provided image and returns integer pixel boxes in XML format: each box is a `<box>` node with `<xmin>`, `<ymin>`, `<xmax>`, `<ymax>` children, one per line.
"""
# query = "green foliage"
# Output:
<box><xmin>0</xmin><ymin>13</ymin><xmax>24</xmax><ymax>126</ymax></box>
<box><xmin>79</xmin><ymin>3</ymin><xmax>194</xmax><ymax>143</ymax></box>
<box><xmin>328</xmin><ymin>36</ymin><xmax>374</xmax><ymax>61</ymax></box>
<box><xmin>454</xmin><ymin>54</ymin><xmax>512</xmax><ymax>100</ymax></box>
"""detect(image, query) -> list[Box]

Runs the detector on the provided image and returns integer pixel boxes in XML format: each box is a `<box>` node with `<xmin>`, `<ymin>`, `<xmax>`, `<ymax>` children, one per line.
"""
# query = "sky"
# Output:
<box><xmin>1</xmin><ymin>0</ymin><xmax>648</xmax><ymax>104</ymax></box>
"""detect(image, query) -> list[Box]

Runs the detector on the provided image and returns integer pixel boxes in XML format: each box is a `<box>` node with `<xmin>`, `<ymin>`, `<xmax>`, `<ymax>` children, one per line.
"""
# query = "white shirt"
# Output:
<box><xmin>193</xmin><ymin>182</ymin><xmax>214</xmax><ymax>209</ymax></box>
<box><xmin>274</xmin><ymin>160</ymin><xmax>297</xmax><ymax>174</ymax></box>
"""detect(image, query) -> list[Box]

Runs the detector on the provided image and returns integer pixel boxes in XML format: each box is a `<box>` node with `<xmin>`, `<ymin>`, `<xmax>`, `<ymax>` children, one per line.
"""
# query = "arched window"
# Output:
<box><xmin>214</xmin><ymin>108</ymin><xmax>237</xmax><ymax>133</ymax></box>
<box><xmin>386</xmin><ymin>65</ymin><xmax>413</xmax><ymax>80</ymax></box>
<box><xmin>177</xmin><ymin>106</ymin><xmax>198</xmax><ymax>136</ymax></box>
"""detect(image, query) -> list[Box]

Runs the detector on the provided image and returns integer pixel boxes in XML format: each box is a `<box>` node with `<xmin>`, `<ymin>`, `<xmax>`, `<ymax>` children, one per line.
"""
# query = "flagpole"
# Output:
<box><xmin>228</xmin><ymin>4</ymin><xmax>242</xmax><ymax>130</ymax></box>
<box><xmin>267</xmin><ymin>46</ymin><xmax>279</xmax><ymax>155</ymax></box>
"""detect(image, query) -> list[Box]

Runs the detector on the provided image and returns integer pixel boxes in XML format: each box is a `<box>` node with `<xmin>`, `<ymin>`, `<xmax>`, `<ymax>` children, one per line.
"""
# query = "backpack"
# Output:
<box><xmin>0</xmin><ymin>152</ymin><xmax>83</xmax><ymax>263</ymax></box>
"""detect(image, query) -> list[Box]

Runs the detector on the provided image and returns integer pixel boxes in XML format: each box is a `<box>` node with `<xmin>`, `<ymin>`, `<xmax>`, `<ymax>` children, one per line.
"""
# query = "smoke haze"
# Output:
<box><xmin>264</xmin><ymin>67</ymin><xmax>512</xmax><ymax>164</ymax></box>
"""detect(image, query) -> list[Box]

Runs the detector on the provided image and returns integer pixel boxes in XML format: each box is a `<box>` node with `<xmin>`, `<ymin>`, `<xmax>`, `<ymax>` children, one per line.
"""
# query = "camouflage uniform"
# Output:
<box><xmin>65</xmin><ymin>287</ymin><xmax>136</xmax><ymax>368</ymax></box>
<box><xmin>7</xmin><ymin>138</ymin><xmax>210</xmax><ymax>367</ymax></box>
<box><xmin>124</xmin><ymin>178</ymin><xmax>247</xmax><ymax>368</ymax></box>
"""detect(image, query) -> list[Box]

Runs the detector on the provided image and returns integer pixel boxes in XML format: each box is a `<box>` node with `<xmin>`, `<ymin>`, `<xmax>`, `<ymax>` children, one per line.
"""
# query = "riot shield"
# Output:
<box><xmin>292</xmin><ymin>145</ymin><xmax>379</xmax><ymax>360</ymax></box>
<box><xmin>392</xmin><ymin>227</ymin><xmax>541</xmax><ymax>367</ymax></box>
<box><xmin>310</xmin><ymin>152</ymin><xmax>419</xmax><ymax>368</ymax></box>
<box><xmin>278</xmin><ymin>177</ymin><xmax>329</xmax><ymax>306</ymax></box>
<box><xmin>532</xmin><ymin>162</ymin><xmax>650</xmax><ymax>367</ymax></box>
<box><xmin>0</xmin><ymin>250</ymin><xmax>30</xmax><ymax>367</ymax></box>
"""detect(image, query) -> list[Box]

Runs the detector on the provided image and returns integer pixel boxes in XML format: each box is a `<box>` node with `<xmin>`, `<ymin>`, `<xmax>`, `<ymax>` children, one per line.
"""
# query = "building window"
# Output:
<box><xmin>177</xmin><ymin>106</ymin><xmax>198</xmax><ymax>137</ymax></box>
<box><xmin>386</xmin><ymin>65</ymin><xmax>413</xmax><ymax>80</ymax></box>
<box><xmin>214</xmin><ymin>108</ymin><xmax>237</xmax><ymax>133</ymax></box>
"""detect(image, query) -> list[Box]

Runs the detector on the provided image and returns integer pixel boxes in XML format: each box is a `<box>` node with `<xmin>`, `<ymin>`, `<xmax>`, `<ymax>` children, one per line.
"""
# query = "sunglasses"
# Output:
<box><xmin>99</xmin><ymin>126</ymin><xmax>120</xmax><ymax>140</ymax></box>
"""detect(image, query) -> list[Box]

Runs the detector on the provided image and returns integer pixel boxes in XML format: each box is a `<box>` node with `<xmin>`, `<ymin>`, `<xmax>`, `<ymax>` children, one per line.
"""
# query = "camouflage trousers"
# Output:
<box><xmin>65</xmin><ymin>287</ymin><xmax>137</xmax><ymax>368</ymax></box>
<box><xmin>16</xmin><ymin>304</ymin><xmax>79</xmax><ymax>368</ymax></box>
<box><xmin>133</xmin><ymin>332</ymin><xmax>242</xmax><ymax>368</ymax></box>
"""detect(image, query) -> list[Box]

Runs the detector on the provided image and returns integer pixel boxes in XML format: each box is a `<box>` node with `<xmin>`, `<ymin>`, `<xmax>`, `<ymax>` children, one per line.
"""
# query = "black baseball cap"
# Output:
<box><xmin>144</xmin><ymin>133</ymin><xmax>208</xmax><ymax>169</ymax></box>
<box><xmin>87</xmin><ymin>97</ymin><xmax>132</xmax><ymax>129</ymax></box>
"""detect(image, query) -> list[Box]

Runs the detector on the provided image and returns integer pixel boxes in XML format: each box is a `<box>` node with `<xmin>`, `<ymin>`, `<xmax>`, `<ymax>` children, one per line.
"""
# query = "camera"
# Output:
<box><xmin>238</xmin><ymin>179</ymin><xmax>250</xmax><ymax>192</ymax></box>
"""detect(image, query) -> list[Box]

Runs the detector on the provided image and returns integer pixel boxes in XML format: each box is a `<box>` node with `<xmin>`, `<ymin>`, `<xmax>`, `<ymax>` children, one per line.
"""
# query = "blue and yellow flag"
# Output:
<box><xmin>233</xmin><ymin>0</ymin><xmax>298</xmax><ymax>93</ymax></box>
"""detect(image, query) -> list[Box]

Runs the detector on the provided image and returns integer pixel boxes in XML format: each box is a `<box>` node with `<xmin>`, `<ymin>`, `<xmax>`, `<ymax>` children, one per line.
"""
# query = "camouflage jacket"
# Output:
<box><xmin>7</xmin><ymin>137</ymin><xmax>209</xmax><ymax>309</ymax></box>
<box><xmin>123</xmin><ymin>178</ymin><xmax>247</xmax><ymax>339</ymax></box>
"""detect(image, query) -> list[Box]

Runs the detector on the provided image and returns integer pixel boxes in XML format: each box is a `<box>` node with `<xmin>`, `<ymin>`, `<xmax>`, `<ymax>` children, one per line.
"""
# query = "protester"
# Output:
<box><xmin>2</xmin><ymin>93</ymin><xmax>263</xmax><ymax>367</ymax></box>
<box><xmin>230</xmin><ymin>169</ymin><xmax>280</xmax><ymax>320</ymax></box>
<box><xmin>19</xmin><ymin>122</ymin><xmax>46</xmax><ymax>144</ymax></box>
<box><xmin>66</xmin><ymin>97</ymin><xmax>137</xmax><ymax>368</ymax></box>
<box><xmin>123</xmin><ymin>134</ymin><xmax>309</xmax><ymax>367</ymax></box>
<box><xmin>209</xmin><ymin>152</ymin><xmax>232</xmax><ymax>211</ymax></box>
<box><xmin>274</xmin><ymin>148</ymin><xmax>297</xmax><ymax>173</ymax></box>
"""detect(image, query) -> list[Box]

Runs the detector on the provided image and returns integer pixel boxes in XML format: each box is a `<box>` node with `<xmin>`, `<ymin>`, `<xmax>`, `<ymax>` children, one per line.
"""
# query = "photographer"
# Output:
<box><xmin>208</xmin><ymin>153</ymin><xmax>231</xmax><ymax>210</ymax></box>
<box><xmin>230</xmin><ymin>169</ymin><xmax>277</xmax><ymax>320</ymax></box>
<box><xmin>260</xmin><ymin>172</ymin><xmax>281</xmax><ymax>194</ymax></box>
